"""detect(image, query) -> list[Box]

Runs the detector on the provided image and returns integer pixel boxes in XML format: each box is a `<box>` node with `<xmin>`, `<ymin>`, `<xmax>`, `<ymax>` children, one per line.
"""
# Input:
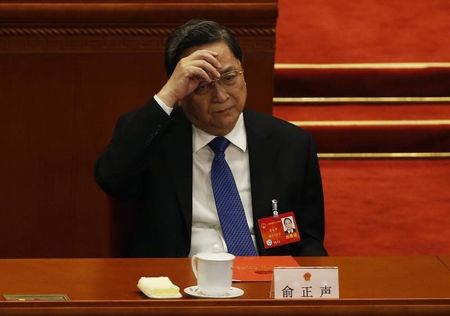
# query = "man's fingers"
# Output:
<box><xmin>187</xmin><ymin>67</ymin><xmax>211</xmax><ymax>83</ymax></box>
<box><xmin>199</xmin><ymin>51</ymin><xmax>222</xmax><ymax>69</ymax></box>
<box><xmin>164</xmin><ymin>49</ymin><xmax>223</xmax><ymax>100</ymax></box>
<box><xmin>189</xmin><ymin>60</ymin><xmax>221</xmax><ymax>79</ymax></box>
<box><xmin>186</xmin><ymin>50</ymin><xmax>222</xmax><ymax>70</ymax></box>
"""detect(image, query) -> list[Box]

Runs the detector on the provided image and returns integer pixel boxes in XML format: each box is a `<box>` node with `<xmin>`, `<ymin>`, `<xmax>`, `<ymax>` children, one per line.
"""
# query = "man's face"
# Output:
<box><xmin>284</xmin><ymin>219</ymin><xmax>293</xmax><ymax>230</ymax></box>
<box><xmin>180</xmin><ymin>41</ymin><xmax>247</xmax><ymax>136</ymax></box>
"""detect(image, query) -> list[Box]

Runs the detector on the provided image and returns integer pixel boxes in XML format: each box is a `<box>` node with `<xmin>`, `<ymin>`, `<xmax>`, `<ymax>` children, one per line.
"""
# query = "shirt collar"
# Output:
<box><xmin>192</xmin><ymin>113</ymin><xmax>247</xmax><ymax>153</ymax></box>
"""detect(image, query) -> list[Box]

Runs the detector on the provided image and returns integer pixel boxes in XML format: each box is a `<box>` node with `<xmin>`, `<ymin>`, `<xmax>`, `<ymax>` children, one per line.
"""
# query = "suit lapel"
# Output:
<box><xmin>245</xmin><ymin>110</ymin><xmax>280</xmax><ymax>220</ymax></box>
<box><xmin>162</xmin><ymin>108</ymin><xmax>193</xmax><ymax>233</ymax></box>
<box><xmin>245</xmin><ymin>110</ymin><xmax>288</xmax><ymax>255</ymax></box>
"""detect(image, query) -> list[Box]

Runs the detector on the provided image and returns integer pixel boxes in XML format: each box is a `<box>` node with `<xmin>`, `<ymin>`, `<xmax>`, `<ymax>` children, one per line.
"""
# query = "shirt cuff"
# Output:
<box><xmin>154</xmin><ymin>94</ymin><xmax>174</xmax><ymax>116</ymax></box>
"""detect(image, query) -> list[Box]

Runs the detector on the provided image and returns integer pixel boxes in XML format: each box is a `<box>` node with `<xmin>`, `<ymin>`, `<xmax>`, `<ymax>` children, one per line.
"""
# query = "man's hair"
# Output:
<box><xmin>284</xmin><ymin>218</ymin><xmax>292</xmax><ymax>224</ymax></box>
<box><xmin>164</xmin><ymin>19</ymin><xmax>243</xmax><ymax>76</ymax></box>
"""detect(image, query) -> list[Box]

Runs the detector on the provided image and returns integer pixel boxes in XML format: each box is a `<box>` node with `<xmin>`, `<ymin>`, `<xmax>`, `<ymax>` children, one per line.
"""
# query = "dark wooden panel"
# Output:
<box><xmin>0</xmin><ymin>1</ymin><xmax>277</xmax><ymax>257</ymax></box>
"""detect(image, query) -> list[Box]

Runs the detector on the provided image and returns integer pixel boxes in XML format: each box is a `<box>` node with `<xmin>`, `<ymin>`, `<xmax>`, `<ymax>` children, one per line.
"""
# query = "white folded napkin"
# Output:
<box><xmin>137</xmin><ymin>276</ymin><xmax>182</xmax><ymax>299</ymax></box>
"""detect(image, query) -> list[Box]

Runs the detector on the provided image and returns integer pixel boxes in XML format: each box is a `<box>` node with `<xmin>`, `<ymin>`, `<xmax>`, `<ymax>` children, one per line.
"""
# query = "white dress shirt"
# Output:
<box><xmin>153</xmin><ymin>96</ymin><xmax>255</xmax><ymax>256</ymax></box>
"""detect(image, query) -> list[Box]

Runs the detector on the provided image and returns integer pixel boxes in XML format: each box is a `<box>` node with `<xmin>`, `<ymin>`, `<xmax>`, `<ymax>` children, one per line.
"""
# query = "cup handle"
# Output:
<box><xmin>191</xmin><ymin>254</ymin><xmax>198</xmax><ymax>279</ymax></box>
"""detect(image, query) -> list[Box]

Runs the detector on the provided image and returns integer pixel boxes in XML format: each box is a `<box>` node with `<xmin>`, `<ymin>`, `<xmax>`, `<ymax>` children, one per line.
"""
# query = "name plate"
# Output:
<box><xmin>273</xmin><ymin>267</ymin><xmax>339</xmax><ymax>299</ymax></box>
<box><xmin>3</xmin><ymin>294</ymin><xmax>70</xmax><ymax>301</ymax></box>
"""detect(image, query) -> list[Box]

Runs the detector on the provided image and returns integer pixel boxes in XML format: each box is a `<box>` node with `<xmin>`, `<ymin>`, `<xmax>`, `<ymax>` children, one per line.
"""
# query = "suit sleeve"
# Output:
<box><xmin>94</xmin><ymin>98</ymin><xmax>171</xmax><ymax>200</ymax></box>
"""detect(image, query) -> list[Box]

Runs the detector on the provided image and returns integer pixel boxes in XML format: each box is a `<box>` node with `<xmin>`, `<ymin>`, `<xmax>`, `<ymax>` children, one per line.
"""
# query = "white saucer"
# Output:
<box><xmin>184</xmin><ymin>286</ymin><xmax>244</xmax><ymax>298</ymax></box>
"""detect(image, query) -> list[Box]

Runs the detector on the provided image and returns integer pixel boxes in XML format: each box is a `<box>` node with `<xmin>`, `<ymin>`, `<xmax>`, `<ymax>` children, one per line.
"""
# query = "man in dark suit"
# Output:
<box><xmin>95</xmin><ymin>19</ymin><xmax>327</xmax><ymax>257</ymax></box>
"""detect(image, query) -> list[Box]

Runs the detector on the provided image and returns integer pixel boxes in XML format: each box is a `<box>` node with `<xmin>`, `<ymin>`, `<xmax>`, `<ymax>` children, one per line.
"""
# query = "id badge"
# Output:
<box><xmin>258</xmin><ymin>211</ymin><xmax>301</xmax><ymax>249</ymax></box>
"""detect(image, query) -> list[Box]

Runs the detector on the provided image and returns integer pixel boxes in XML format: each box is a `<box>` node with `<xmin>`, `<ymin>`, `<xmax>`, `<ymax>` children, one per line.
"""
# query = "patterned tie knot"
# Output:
<box><xmin>208</xmin><ymin>137</ymin><xmax>230</xmax><ymax>155</ymax></box>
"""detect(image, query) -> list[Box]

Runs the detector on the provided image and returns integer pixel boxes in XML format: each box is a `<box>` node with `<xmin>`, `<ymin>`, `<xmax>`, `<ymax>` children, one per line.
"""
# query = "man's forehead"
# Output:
<box><xmin>187</xmin><ymin>41</ymin><xmax>240</xmax><ymax>69</ymax></box>
<box><xmin>218</xmin><ymin>61</ymin><xmax>241</xmax><ymax>73</ymax></box>
<box><xmin>213</xmin><ymin>45</ymin><xmax>241</xmax><ymax>72</ymax></box>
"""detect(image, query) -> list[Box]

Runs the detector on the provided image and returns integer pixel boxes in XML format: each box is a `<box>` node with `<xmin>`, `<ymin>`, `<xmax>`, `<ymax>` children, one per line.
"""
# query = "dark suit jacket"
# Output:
<box><xmin>95</xmin><ymin>99</ymin><xmax>327</xmax><ymax>257</ymax></box>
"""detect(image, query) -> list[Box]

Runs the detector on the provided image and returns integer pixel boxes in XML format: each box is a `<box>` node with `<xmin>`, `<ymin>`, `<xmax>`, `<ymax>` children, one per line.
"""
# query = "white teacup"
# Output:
<box><xmin>191</xmin><ymin>252</ymin><xmax>235</xmax><ymax>296</ymax></box>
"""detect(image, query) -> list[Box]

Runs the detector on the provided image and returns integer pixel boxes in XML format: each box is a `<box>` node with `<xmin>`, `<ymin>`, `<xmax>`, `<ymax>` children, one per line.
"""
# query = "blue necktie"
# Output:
<box><xmin>209</xmin><ymin>137</ymin><xmax>258</xmax><ymax>256</ymax></box>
